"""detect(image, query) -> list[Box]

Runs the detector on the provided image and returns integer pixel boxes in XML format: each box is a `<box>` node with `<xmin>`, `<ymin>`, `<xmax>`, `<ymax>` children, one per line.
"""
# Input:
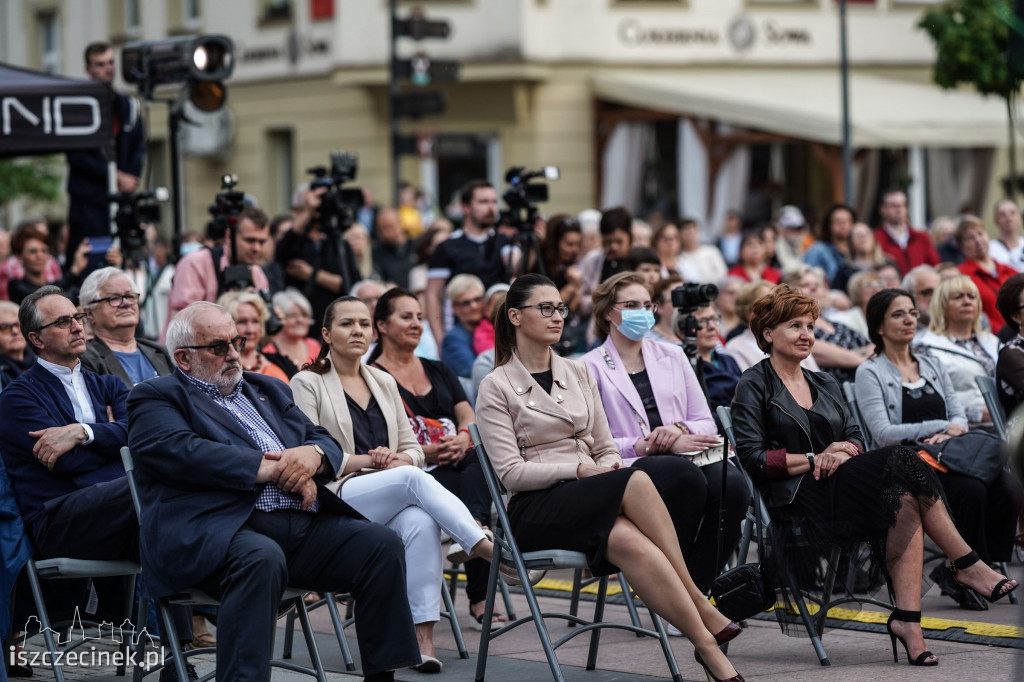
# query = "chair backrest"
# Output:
<box><xmin>468</xmin><ymin>423</ymin><xmax>522</xmax><ymax>562</ymax></box>
<box><xmin>119</xmin><ymin>447</ymin><xmax>144</xmax><ymax>520</ymax></box>
<box><xmin>842</xmin><ymin>381</ymin><xmax>872</xmax><ymax>449</ymax></box>
<box><xmin>975</xmin><ymin>375</ymin><xmax>1007</xmax><ymax>440</ymax></box>
<box><xmin>716</xmin><ymin>405</ymin><xmax>770</xmax><ymax>529</ymax></box>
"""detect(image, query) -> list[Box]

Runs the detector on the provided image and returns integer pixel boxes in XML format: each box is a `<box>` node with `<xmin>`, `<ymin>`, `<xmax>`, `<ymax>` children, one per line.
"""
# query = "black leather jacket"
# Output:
<box><xmin>732</xmin><ymin>358</ymin><xmax>863</xmax><ymax>509</ymax></box>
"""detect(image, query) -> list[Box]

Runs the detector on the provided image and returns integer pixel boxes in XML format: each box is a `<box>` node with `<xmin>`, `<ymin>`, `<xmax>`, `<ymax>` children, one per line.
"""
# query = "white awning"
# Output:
<box><xmin>592</xmin><ymin>69</ymin><xmax>1011</xmax><ymax>148</ymax></box>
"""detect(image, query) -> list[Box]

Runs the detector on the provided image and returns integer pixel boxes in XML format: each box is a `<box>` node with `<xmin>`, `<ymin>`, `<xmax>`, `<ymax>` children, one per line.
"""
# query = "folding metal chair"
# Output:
<box><xmin>842</xmin><ymin>381</ymin><xmax>873</xmax><ymax>449</ymax></box>
<box><xmin>568</xmin><ymin>570</ymin><xmax>643</xmax><ymax>633</ymax></box>
<box><xmin>469</xmin><ymin>423</ymin><xmax>682</xmax><ymax>682</ymax></box>
<box><xmin>717</xmin><ymin>406</ymin><xmax>892</xmax><ymax>667</ymax></box>
<box><xmin>975</xmin><ymin>375</ymin><xmax>1007</xmax><ymax>439</ymax></box>
<box><xmin>119</xmin><ymin>447</ymin><xmax>328</xmax><ymax>682</ymax></box>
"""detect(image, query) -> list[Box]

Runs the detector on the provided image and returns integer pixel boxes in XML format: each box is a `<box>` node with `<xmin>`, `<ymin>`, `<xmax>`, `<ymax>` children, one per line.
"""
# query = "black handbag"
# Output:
<box><xmin>709</xmin><ymin>496</ymin><xmax>774</xmax><ymax>622</ymax></box>
<box><xmin>915</xmin><ymin>431</ymin><xmax>1006</xmax><ymax>486</ymax></box>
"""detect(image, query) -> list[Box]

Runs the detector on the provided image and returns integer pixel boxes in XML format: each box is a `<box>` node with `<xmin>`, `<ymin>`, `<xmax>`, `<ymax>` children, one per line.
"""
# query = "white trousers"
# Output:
<box><xmin>340</xmin><ymin>466</ymin><xmax>487</xmax><ymax>623</ymax></box>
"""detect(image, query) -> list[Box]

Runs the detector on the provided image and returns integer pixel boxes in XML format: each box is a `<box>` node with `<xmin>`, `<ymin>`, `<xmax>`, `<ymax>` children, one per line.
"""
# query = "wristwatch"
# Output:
<box><xmin>312</xmin><ymin>443</ymin><xmax>328</xmax><ymax>472</ymax></box>
<box><xmin>806</xmin><ymin>452</ymin><xmax>815</xmax><ymax>471</ymax></box>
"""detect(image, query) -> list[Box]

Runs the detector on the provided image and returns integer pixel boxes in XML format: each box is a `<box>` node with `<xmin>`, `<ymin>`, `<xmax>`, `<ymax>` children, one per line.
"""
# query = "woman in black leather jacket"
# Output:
<box><xmin>732</xmin><ymin>285</ymin><xmax>1016</xmax><ymax>668</ymax></box>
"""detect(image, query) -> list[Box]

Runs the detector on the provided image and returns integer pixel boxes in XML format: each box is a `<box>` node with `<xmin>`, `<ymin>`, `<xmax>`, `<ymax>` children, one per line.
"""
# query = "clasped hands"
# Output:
<box><xmin>31</xmin><ymin>406</ymin><xmax>116</xmax><ymax>471</ymax></box>
<box><xmin>811</xmin><ymin>441</ymin><xmax>859</xmax><ymax>479</ymax></box>
<box><xmin>634</xmin><ymin>425</ymin><xmax>719</xmax><ymax>456</ymax></box>
<box><xmin>424</xmin><ymin>432</ymin><xmax>470</xmax><ymax>467</ymax></box>
<box><xmin>257</xmin><ymin>445</ymin><xmax>323</xmax><ymax>510</ymax></box>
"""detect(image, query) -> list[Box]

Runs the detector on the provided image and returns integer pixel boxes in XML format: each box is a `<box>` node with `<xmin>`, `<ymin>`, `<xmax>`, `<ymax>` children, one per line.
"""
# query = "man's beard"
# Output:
<box><xmin>191</xmin><ymin>358</ymin><xmax>242</xmax><ymax>395</ymax></box>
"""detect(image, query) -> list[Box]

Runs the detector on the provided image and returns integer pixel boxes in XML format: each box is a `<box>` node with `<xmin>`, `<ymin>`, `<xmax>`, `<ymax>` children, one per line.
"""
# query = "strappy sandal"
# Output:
<box><xmin>886</xmin><ymin>609</ymin><xmax>937</xmax><ymax>666</ymax></box>
<box><xmin>949</xmin><ymin>550</ymin><xmax>1018</xmax><ymax>603</ymax></box>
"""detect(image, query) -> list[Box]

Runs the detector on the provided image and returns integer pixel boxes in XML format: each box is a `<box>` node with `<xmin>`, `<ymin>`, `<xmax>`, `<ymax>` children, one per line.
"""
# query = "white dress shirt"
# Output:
<box><xmin>36</xmin><ymin>357</ymin><xmax>96</xmax><ymax>443</ymax></box>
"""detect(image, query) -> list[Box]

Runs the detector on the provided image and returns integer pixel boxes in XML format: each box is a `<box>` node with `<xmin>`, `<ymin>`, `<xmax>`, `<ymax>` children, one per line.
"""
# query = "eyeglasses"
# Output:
<box><xmin>695</xmin><ymin>315</ymin><xmax>722</xmax><ymax>329</ymax></box>
<box><xmin>905</xmin><ymin>382</ymin><xmax>936</xmax><ymax>400</ymax></box>
<box><xmin>517</xmin><ymin>303</ymin><xmax>570</xmax><ymax>319</ymax></box>
<box><xmin>613</xmin><ymin>300</ymin><xmax>658</xmax><ymax>314</ymax></box>
<box><xmin>37</xmin><ymin>312</ymin><xmax>87</xmax><ymax>332</ymax></box>
<box><xmin>181</xmin><ymin>335</ymin><xmax>246</xmax><ymax>356</ymax></box>
<box><xmin>452</xmin><ymin>296</ymin><xmax>484</xmax><ymax>308</ymax></box>
<box><xmin>0</xmin><ymin>322</ymin><xmax>19</xmax><ymax>333</ymax></box>
<box><xmin>284</xmin><ymin>312</ymin><xmax>311</xmax><ymax>322</ymax></box>
<box><xmin>889</xmin><ymin>309</ymin><xmax>920</xmax><ymax>321</ymax></box>
<box><xmin>91</xmin><ymin>292</ymin><xmax>140</xmax><ymax>308</ymax></box>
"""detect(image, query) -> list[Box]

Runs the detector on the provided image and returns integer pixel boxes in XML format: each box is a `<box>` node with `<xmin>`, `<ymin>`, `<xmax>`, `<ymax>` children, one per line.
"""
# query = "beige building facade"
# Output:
<box><xmin>0</xmin><ymin>0</ymin><xmax>1013</xmax><ymax>237</ymax></box>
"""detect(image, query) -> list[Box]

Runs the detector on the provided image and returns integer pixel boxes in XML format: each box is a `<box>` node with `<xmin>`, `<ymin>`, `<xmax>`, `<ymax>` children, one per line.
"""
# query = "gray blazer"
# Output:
<box><xmin>80</xmin><ymin>336</ymin><xmax>174</xmax><ymax>388</ymax></box>
<box><xmin>853</xmin><ymin>351</ymin><xmax>968</xmax><ymax>447</ymax></box>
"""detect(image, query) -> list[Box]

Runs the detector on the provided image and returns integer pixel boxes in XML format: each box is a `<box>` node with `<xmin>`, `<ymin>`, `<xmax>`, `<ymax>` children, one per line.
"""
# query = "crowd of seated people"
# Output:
<box><xmin>6</xmin><ymin>179</ymin><xmax>1024</xmax><ymax>682</ymax></box>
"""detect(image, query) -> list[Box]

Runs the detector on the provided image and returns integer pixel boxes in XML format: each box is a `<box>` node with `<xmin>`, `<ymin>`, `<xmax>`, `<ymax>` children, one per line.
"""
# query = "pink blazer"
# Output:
<box><xmin>582</xmin><ymin>338</ymin><xmax>716</xmax><ymax>464</ymax></box>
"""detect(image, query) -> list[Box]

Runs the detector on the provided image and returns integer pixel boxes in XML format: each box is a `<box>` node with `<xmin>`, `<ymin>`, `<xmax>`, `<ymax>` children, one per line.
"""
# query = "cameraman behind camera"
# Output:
<box><xmin>163</xmin><ymin>205</ymin><xmax>271</xmax><ymax>340</ymax></box>
<box><xmin>275</xmin><ymin>183</ymin><xmax>362</xmax><ymax>337</ymax></box>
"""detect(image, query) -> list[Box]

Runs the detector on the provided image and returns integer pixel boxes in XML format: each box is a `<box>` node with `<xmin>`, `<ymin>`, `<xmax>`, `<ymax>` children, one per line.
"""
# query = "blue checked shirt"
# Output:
<box><xmin>183</xmin><ymin>371</ymin><xmax>318</xmax><ymax>513</ymax></box>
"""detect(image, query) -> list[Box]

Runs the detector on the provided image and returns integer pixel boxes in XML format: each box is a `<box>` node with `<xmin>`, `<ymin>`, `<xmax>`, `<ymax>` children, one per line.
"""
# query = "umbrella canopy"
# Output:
<box><xmin>0</xmin><ymin>62</ymin><xmax>115</xmax><ymax>159</ymax></box>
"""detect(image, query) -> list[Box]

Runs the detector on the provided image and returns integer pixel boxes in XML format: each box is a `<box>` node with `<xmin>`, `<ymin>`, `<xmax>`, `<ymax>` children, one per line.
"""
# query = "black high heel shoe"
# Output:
<box><xmin>886</xmin><ymin>609</ymin><xmax>937</xmax><ymax>666</ymax></box>
<box><xmin>949</xmin><ymin>551</ymin><xmax>1018</xmax><ymax>603</ymax></box>
<box><xmin>694</xmin><ymin>650</ymin><xmax>745</xmax><ymax>682</ymax></box>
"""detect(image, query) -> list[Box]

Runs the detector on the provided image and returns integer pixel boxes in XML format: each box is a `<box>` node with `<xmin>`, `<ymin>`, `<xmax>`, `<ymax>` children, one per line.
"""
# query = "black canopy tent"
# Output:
<box><xmin>0</xmin><ymin>61</ymin><xmax>114</xmax><ymax>160</ymax></box>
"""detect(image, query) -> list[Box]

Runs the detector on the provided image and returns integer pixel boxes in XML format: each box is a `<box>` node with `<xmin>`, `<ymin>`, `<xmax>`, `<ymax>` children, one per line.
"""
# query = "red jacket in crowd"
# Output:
<box><xmin>874</xmin><ymin>225</ymin><xmax>940</xmax><ymax>273</ymax></box>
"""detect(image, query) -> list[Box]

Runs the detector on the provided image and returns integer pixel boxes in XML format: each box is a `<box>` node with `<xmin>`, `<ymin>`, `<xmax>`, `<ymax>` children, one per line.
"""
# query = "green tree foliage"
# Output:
<box><xmin>0</xmin><ymin>157</ymin><xmax>62</xmax><ymax>206</ymax></box>
<box><xmin>919</xmin><ymin>0</ymin><xmax>1019</xmax><ymax>98</ymax></box>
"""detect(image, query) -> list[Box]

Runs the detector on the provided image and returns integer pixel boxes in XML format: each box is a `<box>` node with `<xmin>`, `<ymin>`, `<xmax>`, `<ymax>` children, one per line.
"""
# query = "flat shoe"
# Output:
<box><xmin>411</xmin><ymin>655</ymin><xmax>443</xmax><ymax>673</ymax></box>
<box><xmin>187</xmin><ymin>631</ymin><xmax>217</xmax><ymax>650</ymax></box>
<box><xmin>498</xmin><ymin>563</ymin><xmax>546</xmax><ymax>586</ymax></box>
<box><xmin>447</xmin><ymin>529</ymin><xmax>495</xmax><ymax>565</ymax></box>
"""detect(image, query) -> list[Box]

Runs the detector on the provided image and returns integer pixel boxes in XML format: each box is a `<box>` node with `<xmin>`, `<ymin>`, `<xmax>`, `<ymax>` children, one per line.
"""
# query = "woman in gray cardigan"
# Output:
<box><xmin>855</xmin><ymin>289</ymin><xmax>1022</xmax><ymax>610</ymax></box>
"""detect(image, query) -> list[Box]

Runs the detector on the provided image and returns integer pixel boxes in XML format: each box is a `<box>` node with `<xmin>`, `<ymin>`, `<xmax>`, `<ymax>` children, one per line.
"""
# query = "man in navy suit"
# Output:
<box><xmin>126</xmin><ymin>301</ymin><xmax>418</xmax><ymax>682</ymax></box>
<box><xmin>0</xmin><ymin>285</ymin><xmax>195</xmax><ymax>679</ymax></box>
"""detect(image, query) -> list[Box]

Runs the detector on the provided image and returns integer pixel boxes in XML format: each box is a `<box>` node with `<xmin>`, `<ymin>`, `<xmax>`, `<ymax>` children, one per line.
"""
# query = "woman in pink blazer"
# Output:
<box><xmin>582</xmin><ymin>272</ymin><xmax>749</xmax><ymax>591</ymax></box>
<box><xmin>476</xmin><ymin>273</ymin><xmax>745</xmax><ymax>682</ymax></box>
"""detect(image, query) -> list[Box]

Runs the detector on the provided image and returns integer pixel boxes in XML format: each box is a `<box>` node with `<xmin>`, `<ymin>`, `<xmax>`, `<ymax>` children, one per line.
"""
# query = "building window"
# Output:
<box><xmin>126</xmin><ymin>0</ymin><xmax>141</xmax><ymax>37</ymax></box>
<box><xmin>185</xmin><ymin>0</ymin><xmax>201</xmax><ymax>22</ymax></box>
<box><xmin>259</xmin><ymin>0</ymin><xmax>293</xmax><ymax>25</ymax></box>
<box><xmin>266</xmin><ymin>130</ymin><xmax>295</xmax><ymax>215</ymax></box>
<box><xmin>38</xmin><ymin>12</ymin><xmax>61</xmax><ymax>74</ymax></box>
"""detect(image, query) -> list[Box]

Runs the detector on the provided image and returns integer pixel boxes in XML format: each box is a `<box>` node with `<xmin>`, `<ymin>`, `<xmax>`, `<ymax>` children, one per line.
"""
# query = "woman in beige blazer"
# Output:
<box><xmin>475</xmin><ymin>274</ymin><xmax>745</xmax><ymax>682</ymax></box>
<box><xmin>292</xmin><ymin>296</ymin><xmax>495</xmax><ymax>673</ymax></box>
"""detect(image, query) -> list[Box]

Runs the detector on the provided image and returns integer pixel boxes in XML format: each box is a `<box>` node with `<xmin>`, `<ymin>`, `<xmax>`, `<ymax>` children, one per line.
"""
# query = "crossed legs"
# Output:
<box><xmin>604</xmin><ymin>471</ymin><xmax>738</xmax><ymax>681</ymax></box>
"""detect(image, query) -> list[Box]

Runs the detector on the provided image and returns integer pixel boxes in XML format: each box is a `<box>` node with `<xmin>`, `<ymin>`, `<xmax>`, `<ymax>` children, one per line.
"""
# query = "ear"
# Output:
<box><xmin>174</xmin><ymin>349</ymin><xmax>192</xmax><ymax>373</ymax></box>
<box><xmin>321</xmin><ymin>326</ymin><xmax>332</xmax><ymax>344</ymax></box>
<box><xmin>27</xmin><ymin>331</ymin><xmax>44</xmax><ymax>352</ymax></box>
<box><xmin>761</xmin><ymin>326</ymin><xmax>773</xmax><ymax>347</ymax></box>
<box><xmin>507</xmin><ymin>307</ymin><xmax>522</xmax><ymax>328</ymax></box>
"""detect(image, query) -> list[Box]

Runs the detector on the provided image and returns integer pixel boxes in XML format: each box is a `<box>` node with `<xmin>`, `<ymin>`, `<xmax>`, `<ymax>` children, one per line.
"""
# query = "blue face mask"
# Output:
<box><xmin>616</xmin><ymin>308</ymin><xmax>655</xmax><ymax>341</ymax></box>
<box><xmin>179</xmin><ymin>241</ymin><xmax>202</xmax><ymax>257</ymax></box>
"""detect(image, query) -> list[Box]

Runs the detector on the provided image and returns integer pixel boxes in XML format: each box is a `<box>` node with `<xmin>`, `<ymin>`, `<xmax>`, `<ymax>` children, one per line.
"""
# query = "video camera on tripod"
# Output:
<box><xmin>206</xmin><ymin>174</ymin><xmax>282</xmax><ymax>335</ymax></box>
<box><xmin>672</xmin><ymin>282</ymin><xmax>719</xmax><ymax>361</ymax></box>
<box><xmin>109</xmin><ymin>188</ymin><xmax>169</xmax><ymax>266</ymax></box>
<box><xmin>307</xmin><ymin>152</ymin><xmax>365</xmax><ymax>237</ymax></box>
<box><xmin>498</xmin><ymin>165</ymin><xmax>560</xmax><ymax>233</ymax></box>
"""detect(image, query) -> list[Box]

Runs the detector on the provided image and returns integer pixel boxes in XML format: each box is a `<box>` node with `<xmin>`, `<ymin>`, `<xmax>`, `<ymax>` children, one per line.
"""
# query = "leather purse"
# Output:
<box><xmin>709</xmin><ymin>562</ymin><xmax>774</xmax><ymax>622</ymax></box>
<box><xmin>914</xmin><ymin>431</ymin><xmax>1006</xmax><ymax>486</ymax></box>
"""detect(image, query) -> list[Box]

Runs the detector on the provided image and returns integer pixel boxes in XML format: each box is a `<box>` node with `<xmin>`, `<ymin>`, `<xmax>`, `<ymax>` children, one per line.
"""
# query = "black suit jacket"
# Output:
<box><xmin>126</xmin><ymin>371</ymin><xmax>354</xmax><ymax>597</ymax></box>
<box><xmin>81</xmin><ymin>336</ymin><xmax>174</xmax><ymax>388</ymax></box>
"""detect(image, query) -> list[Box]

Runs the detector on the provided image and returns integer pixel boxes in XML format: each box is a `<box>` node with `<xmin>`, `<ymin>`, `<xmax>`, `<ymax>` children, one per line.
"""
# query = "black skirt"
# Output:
<box><xmin>506</xmin><ymin>467</ymin><xmax>639</xmax><ymax>576</ymax></box>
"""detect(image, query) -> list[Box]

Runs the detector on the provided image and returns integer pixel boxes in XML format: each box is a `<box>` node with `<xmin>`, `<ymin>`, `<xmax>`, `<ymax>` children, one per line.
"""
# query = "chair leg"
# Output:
<box><xmin>785</xmin><ymin>570</ymin><xmax>830</xmax><ymax>666</ymax></box>
<box><xmin>156</xmin><ymin>600</ymin><xmax>189</xmax><ymax>682</ymax></box>
<box><xmin>616</xmin><ymin>572</ymin><xmax>643</xmax><ymax>630</ymax></box>
<box><xmin>514</xmin><ymin>556</ymin><xmax>564</xmax><ymax>682</ymax></box>
<box><xmin>281</xmin><ymin>607</ymin><xmax>298</xmax><ymax>659</ymax></box>
<box><xmin>568</xmin><ymin>568</ymin><xmax>582</xmax><ymax>621</ymax></box>
<box><xmin>291</xmin><ymin>598</ymin><xmax>328</xmax><ymax>682</ymax></box>
<box><xmin>474</xmin><ymin>550</ymin><xmax>501</xmax><ymax>682</ymax></box>
<box><xmin>816</xmin><ymin>548</ymin><xmax>841</xmax><ymax>637</ymax></box>
<box><xmin>24</xmin><ymin>563</ymin><xmax>66</xmax><ymax>682</ymax></box>
<box><xmin>649</xmin><ymin>611</ymin><xmax>683</xmax><ymax>682</ymax></box>
<box><xmin>585</xmin><ymin>577</ymin><xmax>608</xmax><ymax>671</ymax></box>
<box><xmin>441</xmin><ymin>578</ymin><xmax>469</xmax><ymax>659</ymax></box>
<box><xmin>324</xmin><ymin>595</ymin><xmax>356</xmax><ymax>671</ymax></box>
<box><xmin>498</xmin><ymin>574</ymin><xmax>517</xmax><ymax>620</ymax></box>
<box><xmin>117</xmin><ymin>575</ymin><xmax>137</xmax><ymax>677</ymax></box>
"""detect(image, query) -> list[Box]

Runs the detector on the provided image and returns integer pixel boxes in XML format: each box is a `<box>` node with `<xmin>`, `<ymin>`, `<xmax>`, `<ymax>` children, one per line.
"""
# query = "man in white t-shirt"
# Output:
<box><xmin>988</xmin><ymin>199</ymin><xmax>1024</xmax><ymax>272</ymax></box>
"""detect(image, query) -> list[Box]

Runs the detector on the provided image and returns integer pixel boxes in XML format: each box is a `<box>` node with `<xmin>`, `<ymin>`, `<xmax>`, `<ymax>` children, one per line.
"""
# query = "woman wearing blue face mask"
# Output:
<box><xmin>582</xmin><ymin>272</ymin><xmax>750</xmax><ymax>593</ymax></box>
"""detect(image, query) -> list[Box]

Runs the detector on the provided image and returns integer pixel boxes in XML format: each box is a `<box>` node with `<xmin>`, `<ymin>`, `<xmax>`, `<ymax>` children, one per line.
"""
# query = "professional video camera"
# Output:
<box><xmin>110</xmin><ymin>188</ymin><xmax>168</xmax><ymax>264</ymax></box>
<box><xmin>498</xmin><ymin>165</ymin><xmax>560</xmax><ymax>233</ymax></box>
<box><xmin>672</xmin><ymin>282</ymin><xmax>719</xmax><ymax>362</ymax></box>
<box><xmin>206</xmin><ymin>174</ymin><xmax>247</xmax><ymax>242</ymax></box>
<box><xmin>206</xmin><ymin>174</ymin><xmax>281</xmax><ymax>335</ymax></box>
<box><xmin>307</xmin><ymin>151</ymin><xmax>365</xmax><ymax>237</ymax></box>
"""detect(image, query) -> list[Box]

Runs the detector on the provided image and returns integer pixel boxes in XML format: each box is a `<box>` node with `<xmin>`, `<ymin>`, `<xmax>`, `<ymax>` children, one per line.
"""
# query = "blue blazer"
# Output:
<box><xmin>126</xmin><ymin>371</ymin><xmax>352</xmax><ymax>597</ymax></box>
<box><xmin>0</xmin><ymin>362</ymin><xmax>129</xmax><ymax>533</ymax></box>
